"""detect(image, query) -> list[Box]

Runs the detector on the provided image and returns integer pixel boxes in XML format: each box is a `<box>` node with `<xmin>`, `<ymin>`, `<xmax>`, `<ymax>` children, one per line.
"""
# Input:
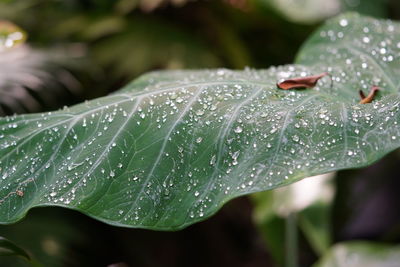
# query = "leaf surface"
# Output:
<box><xmin>1</xmin><ymin>13</ymin><xmax>400</xmax><ymax>229</ymax></box>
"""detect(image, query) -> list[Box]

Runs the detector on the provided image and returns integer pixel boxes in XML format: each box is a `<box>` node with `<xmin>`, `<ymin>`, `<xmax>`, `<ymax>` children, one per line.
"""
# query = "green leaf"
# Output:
<box><xmin>298</xmin><ymin>202</ymin><xmax>332</xmax><ymax>256</ymax></box>
<box><xmin>0</xmin><ymin>236</ymin><xmax>30</xmax><ymax>260</ymax></box>
<box><xmin>0</xmin><ymin>208</ymin><xmax>88</xmax><ymax>267</ymax></box>
<box><xmin>314</xmin><ymin>241</ymin><xmax>400</xmax><ymax>267</ymax></box>
<box><xmin>296</xmin><ymin>13</ymin><xmax>399</xmax><ymax>95</ymax></box>
<box><xmin>91</xmin><ymin>17</ymin><xmax>222</xmax><ymax>78</ymax></box>
<box><xmin>257</xmin><ymin>0</ymin><xmax>341</xmax><ymax>24</ymax></box>
<box><xmin>1</xmin><ymin>13</ymin><xmax>400</xmax><ymax>230</ymax></box>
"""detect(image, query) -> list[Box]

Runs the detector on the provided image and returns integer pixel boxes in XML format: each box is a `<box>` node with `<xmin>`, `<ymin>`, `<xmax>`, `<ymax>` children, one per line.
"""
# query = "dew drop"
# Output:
<box><xmin>196</xmin><ymin>110</ymin><xmax>205</xmax><ymax>116</ymax></box>
<box><xmin>339</xmin><ymin>19</ymin><xmax>348</xmax><ymax>27</ymax></box>
<box><xmin>234</xmin><ymin>126</ymin><xmax>243</xmax><ymax>133</ymax></box>
<box><xmin>210</xmin><ymin>155</ymin><xmax>216</xmax><ymax>166</ymax></box>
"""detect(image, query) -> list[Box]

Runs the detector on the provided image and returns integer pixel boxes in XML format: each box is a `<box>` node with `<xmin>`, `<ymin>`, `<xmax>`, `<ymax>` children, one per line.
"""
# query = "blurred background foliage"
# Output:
<box><xmin>1</xmin><ymin>0</ymin><xmax>400</xmax><ymax>266</ymax></box>
<box><xmin>2</xmin><ymin>0</ymin><xmax>398</xmax><ymax>116</ymax></box>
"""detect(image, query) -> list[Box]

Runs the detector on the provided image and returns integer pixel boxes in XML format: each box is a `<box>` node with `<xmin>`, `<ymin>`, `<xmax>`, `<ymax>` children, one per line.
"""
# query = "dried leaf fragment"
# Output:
<box><xmin>359</xmin><ymin>85</ymin><xmax>380</xmax><ymax>104</ymax></box>
<box><xmin>277</xmin><ymin>72</ymin><xmax>329</xmax><ymax>90</ymax></box>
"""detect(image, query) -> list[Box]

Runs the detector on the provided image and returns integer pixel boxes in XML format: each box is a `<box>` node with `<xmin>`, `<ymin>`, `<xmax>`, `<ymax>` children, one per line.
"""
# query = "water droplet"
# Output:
<box><xmin>210</xmin><ymin>155</ymin><xmax>216</xmax><ymax>166</ymax></box>
<box><xmin>339</xmin><ymin>19</ymin><xmax>348</xmax><ymax>27</ymax></box>
<box><xmin>234</xmin><ymin>126</ymin><xmax>243</xmax><ymax>133</ymax></box>
<box><xmin>196</xmin><ymin>110</ymin><xmax>205</xmax><ymax>116</ymax></box>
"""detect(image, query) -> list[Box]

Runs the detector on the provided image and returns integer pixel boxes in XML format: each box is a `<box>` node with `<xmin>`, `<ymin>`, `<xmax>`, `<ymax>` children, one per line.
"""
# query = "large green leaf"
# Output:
<box><xmin>1</xmin><ymin>13</ymin><xmax>400</xmax><ymax>230</ymax></box>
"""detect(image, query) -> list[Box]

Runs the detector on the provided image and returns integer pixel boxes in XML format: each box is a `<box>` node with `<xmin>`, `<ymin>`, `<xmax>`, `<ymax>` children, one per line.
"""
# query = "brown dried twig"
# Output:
<box><xmin>277</xmin><ymin>72</ymin><xmax>330</xmax><ymax>90</ymax></box>
<box><xmin>359</xmin><ymin>85</ymin><xmax>380</xmax><ymax>104</ymax></box>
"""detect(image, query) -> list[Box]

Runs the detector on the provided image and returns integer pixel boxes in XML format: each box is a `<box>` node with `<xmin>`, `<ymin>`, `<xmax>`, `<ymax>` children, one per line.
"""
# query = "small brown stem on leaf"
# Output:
<box><xmin>359</xmin><ymin>90</ymin><xmax>366</xmax><ymax>100</ymax></box>
<box><xmin>359</xmin><ymin>85</ymin><xmax>380</xmax><ymax>104</ymax></box>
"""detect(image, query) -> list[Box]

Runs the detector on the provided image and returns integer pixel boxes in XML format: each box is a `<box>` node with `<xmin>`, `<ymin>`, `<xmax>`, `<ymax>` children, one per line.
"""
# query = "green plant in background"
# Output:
<box><xmin>252</xmin><ymin>173</ymin><xmax>335</xmax><ymax>265</ymax></box>
<box><xmin>258</xmin><ymin>0</ymin><xmax>388</xmax><ymax>24</ymax></box>
<box><xmin>0</xmin><ymin>20</ymin><xmax>92</xmax><ymax>116</ymax></box>
<box><xmin>1</xmin><ymin>0</ymin><xmax>400</xmax><ymax>266</ymax></box>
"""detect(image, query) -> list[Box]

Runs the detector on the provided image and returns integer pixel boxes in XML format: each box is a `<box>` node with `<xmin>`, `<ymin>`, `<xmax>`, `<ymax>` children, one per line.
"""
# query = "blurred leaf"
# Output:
<box><xmin>115</xmin><ymin>0</ymin><xmax>139</xmax><ymax>14</ymax></box>
<box><xmin>299</xmin><ymin>202</ymin><xmax>332</xmax><ymax>256</ymax></box>
<box><xmin>0</xmin><ymin>208</ymin><xmax>88</xmax><ymax>267</ymax></box>
<box><xmin>137</xmin><ymin>0</ymin><xmax>192</xmax><ymax>12</ymax></box>
<box><xmin>80</xmin><ymin>16</ymin><xmax>127</xmax><ymax>40</ymax></box>
<box><xmin>0</xmin><ymin>44</ymin><xmax>85</xmax><ymax>115</ymax></box>
<box><xmin>271</xmin><ymin>174</ymin><xmax>335</xmax><ymax>217</ymax></box>
<box><xmin>201</xmin><ymin>13</ymin><xmax>252</xmax><ymax>69</ymax></box>
<box><xmin>0</xmin><ymin>1</ymin><xmax>38</xmax><ymax>20</ymax></box>
<box><xmin>341</xmin><ymin>0</ymin><xmax>388</xmax><ymax>18</ymax></box>
<box><xmin>256</xmin><ymin>0</ymin><xmax>388</xmax><ymax>24</ymax></box>
<box><xmin>252</xmin><ymin>173</ymin><xmax>334</xmax><ymax>220</ymax></box>
<box><xmin>252</xmin><ymin>191</ymin><xmax>285</xmax><ymax>265</ymax></box>
<box><xmin>92</xmin><ymin>17</ymin><xmax>221</xmax><ymax>78</ymax></box>
<box><xmin>0</xmin><ymin>236</ymin><xmax>30</xmax><ymax>260</ymax></box>
<box><xmin>257</xmin><ymin>0</ymin><xmax>341</xmax><ymax>24</ymax></box>
<box><xmin>253</xmin><ymin>174</ymin><xmax>334</xmax><ymax>259</ymax></box>
<box><xmin>314</xmin><ymin>241</ymin><xmax>400</xmax><ymax>267</ymax></box>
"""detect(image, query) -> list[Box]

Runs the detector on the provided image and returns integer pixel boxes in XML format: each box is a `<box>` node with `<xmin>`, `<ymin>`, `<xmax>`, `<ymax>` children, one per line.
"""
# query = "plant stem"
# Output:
<box><xmin>285</xmin><ymin>212</ymin><xmax>298</xmax><ymax>267</ymax></box>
